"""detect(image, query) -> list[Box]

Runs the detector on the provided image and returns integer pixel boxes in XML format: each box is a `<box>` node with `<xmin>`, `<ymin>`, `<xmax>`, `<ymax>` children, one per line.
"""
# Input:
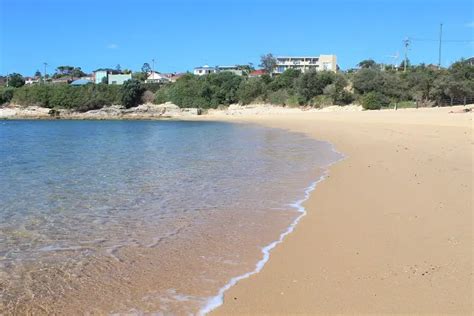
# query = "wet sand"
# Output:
<box><xmin>205</xmin><ymin>106</ymin><xmax>473</xmax><ymax>314</ymax></box>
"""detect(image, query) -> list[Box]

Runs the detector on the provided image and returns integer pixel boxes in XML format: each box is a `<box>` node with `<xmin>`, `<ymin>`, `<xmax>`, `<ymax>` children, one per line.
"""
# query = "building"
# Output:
<box><xmin>194</xmin><ymin>65</ymin><xmax>217</xmax><ymax>76</ymax></box>
<box><xmin>248</xmin><ymin>69</ymin><xmax>266</xmax><ymax>78</ymax></box>
<box><xmin>24</xmin><ymin>77</ymin><xmax>40</xmax><ymax>85</ymax></box>
<box><xmin>216</xmin><ymin>65</ymin><xmax>244</xmax><ymax>76</ymax></box>
<box><xmin>145</xmin><ymin>71</ymin><xmax>170</xmax><ymax>84</ymax></box>
<box><xmin>94</xmin><ymin>70</ymin><xmax>108</xmax><ymax>84</ymax></box>
<box><xmin>274</xmin><ymin>54</ymin><xmax>337</xmax><ymax>74</ymax></box>
<box><xmin>108</xmin><ymin>73</ymin><xmax>132</xmax><ymax>85</ymax></box>
<box><xmin>71</xmin><ymin>79</ymin><xmax>92</xmax><ymax>85</ymax></box>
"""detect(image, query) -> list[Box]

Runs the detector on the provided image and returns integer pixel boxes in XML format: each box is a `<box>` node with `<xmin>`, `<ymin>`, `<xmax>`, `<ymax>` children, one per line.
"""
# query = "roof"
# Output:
<box><xmin>71</xmin><ymin>79</ymin><xmax>92</xmax><ymax>85</ymax></box>
<box><xmin>249</xmin><ymin>69</ymin><xmax>266</xmax><ymax>76</ymax></box>
<box><xmin>277</xmin><ymin>56</ymin><xmax>320</xmax><ymax>60</ymax></box>
<box><xmin>194</xmin><ymin>65</ymin><xmax>215</xmax><ymax>70</ymax></box>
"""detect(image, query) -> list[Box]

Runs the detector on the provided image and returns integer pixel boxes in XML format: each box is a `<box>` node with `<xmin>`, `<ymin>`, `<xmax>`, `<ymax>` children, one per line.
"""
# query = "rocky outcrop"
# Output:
<box><xmin>0</xmin><ymin>102</ymin><xmax>202</xmax><ymax>120</ymax></box>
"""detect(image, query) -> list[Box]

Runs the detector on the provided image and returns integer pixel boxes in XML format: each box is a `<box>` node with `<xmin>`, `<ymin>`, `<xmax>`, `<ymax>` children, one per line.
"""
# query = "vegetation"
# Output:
<box><xmin>1</xmin><ymin>57</ymin><xmax>472</xmax><ymax>111</ymax></box>
<box><xmin>120</xmin><ymin>79</ymin><xmax>145</xmax><ymax>108</ymax></box>
<box><xmin>8</xmin><ymin>73</ymin><xmax>25</xmax><ymax>88</ymax></box>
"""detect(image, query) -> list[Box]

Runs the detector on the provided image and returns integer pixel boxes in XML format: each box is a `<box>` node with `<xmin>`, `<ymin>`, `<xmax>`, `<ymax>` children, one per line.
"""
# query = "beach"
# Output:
<box><xmin>204</xmin><ymin>106</ymin><xmax>473</xmax><ymax>314</ymax></box>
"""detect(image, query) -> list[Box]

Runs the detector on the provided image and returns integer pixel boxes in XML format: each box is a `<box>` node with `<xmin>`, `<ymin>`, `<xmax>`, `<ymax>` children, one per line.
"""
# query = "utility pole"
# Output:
<box><xmin>43</xmin><ymin>62</ymin><xmax>48</xmax><ymax>83</ymax></box>
<box><xmin>152</xmin><ymin>59</ymin><xmax>155</xmax><ymax>74</ymax></box>
<box><xmin>438</xmin><ymin>23</ymin><xmax>443</xmax><ymax>69</ymax></box>
<box><xmin>403</xmin><ymin>38</ymin><xmax>410</xmax><ymax>72</ymax></box>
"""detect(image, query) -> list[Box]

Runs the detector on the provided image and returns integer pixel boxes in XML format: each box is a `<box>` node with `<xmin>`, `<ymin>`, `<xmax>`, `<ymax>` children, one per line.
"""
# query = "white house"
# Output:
<box><xmin>194</xmin><ymin>65</ymin><xmax>217</xmax><ymax>76</ymax></box>
<box><xmin>145</xmin><ymin>72</ymin><xmax>170</xmax><ymax>83</ymax></box>
<box><xmin>274</xmin><ymin>55</ymin><xmax>337</xmax><ymax>74</ymax></box>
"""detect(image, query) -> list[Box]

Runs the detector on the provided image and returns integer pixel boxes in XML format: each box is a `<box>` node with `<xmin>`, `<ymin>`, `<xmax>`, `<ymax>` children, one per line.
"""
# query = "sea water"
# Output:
<box><xmin>0</xmin><ymin>120</ymin><xmax>342</xmax><ymax>314</ymax></box>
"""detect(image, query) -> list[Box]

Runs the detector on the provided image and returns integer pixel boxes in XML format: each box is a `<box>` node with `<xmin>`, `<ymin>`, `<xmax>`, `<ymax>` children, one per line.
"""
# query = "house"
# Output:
<box><xmin>248</xmin><ymin>69</ymin><xmax>266</xmax><ymax>78</ymax></box>
<box><xmin>216</xmin><ymin>65</ymin><xmax>244</xmax><ymax>76</ymax></box>
<box><xmin>163</xmin><ymin>73</ymin><xmax>185</xmax><ymax>83</ymax></box>
<box><xmin>94</xmin><ymin>70</ymin><xmax>108</xmax><ymax>84</ymax></box>
<box><xmin>24</xmin><ymin>77</ymin><xmax>40</xmax><ymax>85</ymax></box>
<box><xmin>108</xmin><ymin>74</ymin><xmax>132</xmax><ymax>85</ymax></box>
<box><xmin>274</xmin><ymin>54</ymin><xmax>337</xmax><ymax>74</ymax></box>
<box><xmin>145</xmin><ymin>71</ymin><xmax>170</xmax><ymax>83</ymax></box>
<box><xmin>51</xmin><ymin>77</ymin><xmax>71</xmax><ymax>84</ymax></box>
<box><xmin>194</xmin><ymin>65</ymin><xmax>217</xmax><ymax>76</ymax></box>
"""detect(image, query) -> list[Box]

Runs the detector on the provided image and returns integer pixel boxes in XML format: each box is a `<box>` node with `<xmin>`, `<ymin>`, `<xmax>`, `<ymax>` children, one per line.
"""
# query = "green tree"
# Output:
<box><xmin>357</xmin><ymin>59</ymin><xmax>378</xmax><ymax>69</ymax></box>
<box><xmin>8</xmin><ymin>73</ymin><xmax>25</xmax><ymax>88</ymax></box>
<box><xmin>259</xmin><ymin>53</ymin><xmax>277</xmax><ymax>75</ymax></box>
<box><xmin>296</xmin><ymin>70</ymin><xmax>335</xmax><ymax>103</ymax></box>
<box><xmin>361</xmin><ymin>91</ymin><xmax>389</xmax><ymax>110</ymax></box>
<box><xmin>238</xmin><ymin>78</ymin><xmax>264</xmax><ymax>104</ymax></box>
<box><xmin>120</xmin><ymin>79</ymin><xmax>145</xmax><ymax>108</ymax></box>
<box><xmin>141</xmin><ymin>63</ymin><xmax>151</xmax><ymax>73</ymax></box>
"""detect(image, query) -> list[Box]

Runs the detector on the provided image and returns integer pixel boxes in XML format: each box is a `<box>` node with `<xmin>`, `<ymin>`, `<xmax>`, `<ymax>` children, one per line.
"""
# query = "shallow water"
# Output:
<box><xmin>0</xmin><ymin>120</ymin><xmax>342</xmax><ymax>314</ymax></box>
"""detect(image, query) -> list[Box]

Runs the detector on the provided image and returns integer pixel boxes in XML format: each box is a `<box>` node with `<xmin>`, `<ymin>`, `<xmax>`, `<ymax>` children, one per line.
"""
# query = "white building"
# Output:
<box><xmin>145</xmin><ymin>72</ymin><xmax>170</xmax><ymax>83</ymax></box>
<box><xmin>216</xmin><ymin>65</ymin><xmax>244</xmax><ymax>76</ymax></box>
<box><xmin>193</xmin><ymin>65</ymin><xmax>217</xmax><ymax>76</ymax></box>
<box><xmin>274</xmin><ymin>55</ymin><xmax>337</xmax><ymax>74</ymax></box>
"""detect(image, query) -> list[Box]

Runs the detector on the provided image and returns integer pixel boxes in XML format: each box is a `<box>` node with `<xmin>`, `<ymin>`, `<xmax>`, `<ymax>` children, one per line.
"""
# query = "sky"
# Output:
<box><xmin>0</xmin><ymin>0</ymin><xmax>473</xmax><ymax>76</ymax></box>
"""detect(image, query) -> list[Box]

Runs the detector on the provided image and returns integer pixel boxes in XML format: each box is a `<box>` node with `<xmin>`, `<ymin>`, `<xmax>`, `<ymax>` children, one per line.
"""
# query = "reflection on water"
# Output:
<box><xmin>0</xmin><ymin>120</ymin><xmax>341</xmax><ymax>314</ymax></box>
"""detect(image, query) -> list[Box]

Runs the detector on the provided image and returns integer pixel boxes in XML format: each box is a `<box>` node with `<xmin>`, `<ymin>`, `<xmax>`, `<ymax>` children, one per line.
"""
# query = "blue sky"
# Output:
<box><xmin>1</xmin><ymin>0</ymin><xmax>473</xmax><ymax>76</ymax></box>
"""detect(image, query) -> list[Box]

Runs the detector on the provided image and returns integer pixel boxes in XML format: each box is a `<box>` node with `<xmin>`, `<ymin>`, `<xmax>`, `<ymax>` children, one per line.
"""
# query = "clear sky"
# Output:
<box><xmin>1</xmin><ymin>0</ymin><xmax>473</xmax><ymax>76</ymax></box>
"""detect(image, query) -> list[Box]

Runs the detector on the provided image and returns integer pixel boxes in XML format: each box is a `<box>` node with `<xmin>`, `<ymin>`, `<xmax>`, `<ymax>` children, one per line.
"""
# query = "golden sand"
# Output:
<box><xmin>204</xmin><ymin>106</ymin><xmax>473</xmax><ymax>314</ymax></box>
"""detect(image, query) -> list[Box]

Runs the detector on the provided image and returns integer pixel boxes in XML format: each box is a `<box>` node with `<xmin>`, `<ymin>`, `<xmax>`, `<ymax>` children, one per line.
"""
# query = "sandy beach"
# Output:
<box><xmin>204</xmin><ymin>106</ymin><xmax>473</xmax><ymax>314</ymax></box>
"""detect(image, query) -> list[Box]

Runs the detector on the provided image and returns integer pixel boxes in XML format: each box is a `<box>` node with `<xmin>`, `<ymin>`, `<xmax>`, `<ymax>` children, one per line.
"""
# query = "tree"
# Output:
<box><xmin>323</xmin><ymin>73</ymin><xmax>353</xmax><ymax>105</ymax></box>
<box><xmin>116</xmin><ymin>64</ymin><xmax>122</xmax><ymax>73</ymax></box>
<box><xmin>71</xmin><ymin>67</ymin><xmax>86</xmax><ymax>78</ymax></box>
<box><xmin>132</xmin><ymin>72</ymin><xmax>148</xmax><ymax>82</ymax></box>
<box><xmin>259</xmin><ymin>53</ymin><xmax>277</xmax><ymax>75</ymax></box>
<box><xmin>357</xmin><ymin>59</ymin><xmax>377</xmax><ymax>69</ymax></box>
<box><xmin>297</xmin><ymin>70</ymin><xmax>335</xmax><ymax>102</ymax></box>
<box><xmin>399</xmin><ymin>58</ymin><xmax>411</xmax><ymax>70</ymax></box>
<box><xmin>269</xmin><ymin>68</ymin><xmax>301</xmax><ymax>91</ymax></box>
<box><xmin>361</xmin><ymin>91</ymin><xmax>389</xmax><ymax>110</ymax></box>
<box><xmin>238</xmin><ymin>78</ymin><xmax>264</xmax><ymax>104</ymax></box>
<box><xmin>141</xmin><ymin>63</ymin><xmax>151</xmax><ymax>73</ymax></box>
<box><xmin>8</xmin><ymin>73</ymin><xmax>25</xmax><ymax>87</ymax></box>
<box><xmin>34</xmin><ymin>70</ymin><xmax>41</xmax><ymax>78</ymax></box>
<box><xmin>120</xmin><ymin>79</ymin><xmax>145</xmax><ymax>108</ymax></box>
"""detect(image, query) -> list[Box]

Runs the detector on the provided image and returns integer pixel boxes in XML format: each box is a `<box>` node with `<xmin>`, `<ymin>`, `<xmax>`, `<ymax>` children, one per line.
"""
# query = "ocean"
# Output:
<box><xmin>0</xmin><ymin>120</ymin><xmax>342</xmax><ymax>314</ymax></box>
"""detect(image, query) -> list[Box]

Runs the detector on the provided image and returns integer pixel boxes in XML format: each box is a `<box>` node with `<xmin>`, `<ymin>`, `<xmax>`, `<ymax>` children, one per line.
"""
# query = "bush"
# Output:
<box><xmin>0</xmin><ymin>87</ymin><xmax>15</xmax><ymax>104</ymax></box>
<box><xmin>361</xmin><ymin>92</ymin><xmax>390</xmax><ymax>110</ymax></box>
<box><xmin>311</xmin><ymin>95</ymin><xmax>333</xmax><ymax>108</ymax></box>
<box><xmin>120</xmin><ymin>79</ymin><xmax>145</xmax><ymax>108</ymax></box>
<box><xmin>238</xmin><ymin>78</ymin><xmax>263</xmax><ymax>104</ymax></box>
<box><xmin>141</xmin><ymin>90</ymin><xmax>155</xmax><ymax>104</ymax></box>
<box><xmin>286</xmin><ymin>94</ymin><xmax>300</xmax><ymax>107</ymax></box>
<box><xmin>153</xmin><ymin>86</ymin><xmax>171</xmax><ymax>104</ymax></box>
<box><xmin>267</xmin><ymin>89</ymin><xmax>289</xmax><ymax>105</ymax></box>
<box><xmin>11</xmin><ymin>84</ymin><xmax>123</xmax><ymax>110</ymax></box>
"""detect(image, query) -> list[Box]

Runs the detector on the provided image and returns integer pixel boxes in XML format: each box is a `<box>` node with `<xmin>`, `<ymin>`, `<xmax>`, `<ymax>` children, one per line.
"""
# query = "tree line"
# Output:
<box><xmin>1</xmin><ymin>57</ymin><xmax>472</xmax><ymax>111</ymax></box>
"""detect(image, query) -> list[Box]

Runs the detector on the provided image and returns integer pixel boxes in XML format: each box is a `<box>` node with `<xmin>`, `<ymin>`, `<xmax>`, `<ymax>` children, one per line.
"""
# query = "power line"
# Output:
<box><xmin>409</xmin><ymin>37</ymin><xmax>473</xmax><ymax>43</ymax></box>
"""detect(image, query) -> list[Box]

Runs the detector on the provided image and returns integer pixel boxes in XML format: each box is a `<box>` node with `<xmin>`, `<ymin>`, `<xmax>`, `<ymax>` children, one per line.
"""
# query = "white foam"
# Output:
<box><xmin>199</xmin><ymin>143</ymin><xmax>345</xmax><ymax>315</ymax></box>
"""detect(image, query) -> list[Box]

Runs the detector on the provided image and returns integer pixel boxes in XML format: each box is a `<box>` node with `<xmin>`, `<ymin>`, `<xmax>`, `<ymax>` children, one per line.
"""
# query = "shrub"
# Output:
<box><xmin>361</xmin><ymin>91</ymin><xmax>390</xmax><ymax>110</ymax></box>
<box><xmin>238</xmin><ymin>78</ymin><xmax>263</xmax><ymax>104</ymax></box>
<box><xmin>267</xmin><ymin>89</ymin><xmax>289</xmax><ymax>105</ymax></box>
<box><xmin>0</xmin><ymin>87</ymin><xmax>14</xmax><ymax>104</ymax></box>
<box><xmin>120</xmin><ymin>79</ymin><xmax>145</xmax><ymax>108</ymax></box>
<box><xmin>311</xmin><ymin>95</ymin><xmax>333</xmax><ymax>108</ymax></box>
<box><xmin>141</xmin><ymin>90</ymin><xmax>155</xmax><ymax>104</ymax></box>
<box><xmin>286</xmin><ymin>94</ymin><xmax>300</xmax><ymax>107</ymax></box>
<box><xmin>154</xmin><ymin>86</ymin><xmax>171</xmax><ymax>104</ymax></box>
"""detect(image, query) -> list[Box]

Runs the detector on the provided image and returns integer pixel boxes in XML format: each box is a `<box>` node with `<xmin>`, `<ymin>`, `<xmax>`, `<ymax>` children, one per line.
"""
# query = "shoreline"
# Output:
<box><xmin>200</xmin><ymin>140</ymin><xmax>345</xmax><ymax>315</ymax></box>
<box><xmin>197</xmin><ymin>107</ymin><xmax>472</xmax><ymax>314</ymax></box>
